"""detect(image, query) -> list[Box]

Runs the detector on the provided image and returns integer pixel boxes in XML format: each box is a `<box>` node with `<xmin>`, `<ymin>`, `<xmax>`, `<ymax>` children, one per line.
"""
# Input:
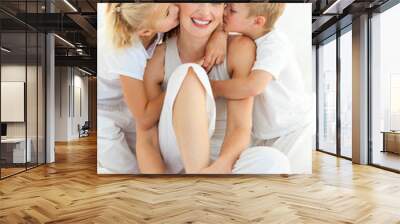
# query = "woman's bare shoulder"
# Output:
<box><xmin>150</xmin><ymin>43</ymin><xmax>167</xmax><ymax>65</ymax></box>
<box><xmin>227</xmin><ymin>35</ymin><xmax>256</xmax><ymax>71</ymax></box>
<box><xmin>227</xmin><ymin>34</ymin><xmax>255</xmax><ymax>51</ymax></box>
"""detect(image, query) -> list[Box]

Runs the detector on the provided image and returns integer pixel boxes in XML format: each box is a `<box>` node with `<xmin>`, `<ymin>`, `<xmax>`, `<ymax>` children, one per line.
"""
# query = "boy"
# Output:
<box><xmin>212</xmin><ymin>3</ymin><xmax>313</xmax><ymax>173</ymax></box>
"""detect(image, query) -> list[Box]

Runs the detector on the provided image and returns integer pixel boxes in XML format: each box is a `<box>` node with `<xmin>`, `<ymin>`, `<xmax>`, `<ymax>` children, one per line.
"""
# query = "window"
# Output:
<box><xmin>340</xmin><ymin>29</ymin><xmax>352</xmax><ymax>158</ymax></box>
<box><xmin>318</xmin><ymin>37</ymin><xmax>337</xmax><ymax>154</ymax></box>
<box><xmin>0</xmin><ymin>1</ymin><xmax>47</xmax><ymax>179</ymax></box>
<box><xmin>371</xmin><ymin>3</ymin><xmax>400</xmax><ymax>171</ymax></box>
<box><xmin>390</xmin><ymin>74</ymin><xmax>400</xmax><ymax>130</ymax></box>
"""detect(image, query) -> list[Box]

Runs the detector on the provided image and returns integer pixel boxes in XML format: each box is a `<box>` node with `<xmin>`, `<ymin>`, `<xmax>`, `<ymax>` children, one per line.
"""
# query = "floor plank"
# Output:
<box><xmin>0</xmin><ymin>135</ymin><xmax>399</xmax><ymax>223</ymax></box>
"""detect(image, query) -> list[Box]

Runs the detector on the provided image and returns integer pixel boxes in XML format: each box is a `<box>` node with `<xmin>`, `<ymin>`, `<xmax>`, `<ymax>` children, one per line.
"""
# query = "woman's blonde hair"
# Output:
<box><xmin>105</xmin><ymin>3</ymin><xmax>157</xmax><ymax>49</ymax></box>
<box><xmin>248</xmin><ymin>3</ymin><xmax>286</xmax><ymax>32</ymax></box>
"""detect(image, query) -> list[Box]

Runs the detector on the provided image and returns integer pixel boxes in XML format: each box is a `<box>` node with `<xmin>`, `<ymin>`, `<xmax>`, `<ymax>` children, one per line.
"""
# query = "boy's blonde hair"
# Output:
<box><xmin>105</xmin><ymin>3</ymin><xmax>157</xmax><ymax>49</ymax></box>
<box><xmin>247</xmin><ymin>3</ymin><xmax>286</xmax><ymax>32</ymax></box>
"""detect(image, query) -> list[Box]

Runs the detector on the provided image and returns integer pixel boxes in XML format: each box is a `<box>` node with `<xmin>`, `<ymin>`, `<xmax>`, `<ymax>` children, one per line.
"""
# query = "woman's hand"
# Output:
<box><xmin>204</xmin><ymin>28</ymin><xmax>228</xmax><ymax>72</ymax></box>
<box><xmin>199</xmin><ymin>158</ymin><xmax>232</xmax><ymax>174</ymax></box>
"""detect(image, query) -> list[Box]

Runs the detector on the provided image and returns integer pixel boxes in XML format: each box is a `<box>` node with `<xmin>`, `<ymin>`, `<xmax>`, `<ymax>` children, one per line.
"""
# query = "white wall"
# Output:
<box><xmin>312</xmin><ymin>45</ymin><xmax>316</xmax><ymax>93</ymax></box>
<box><xmin>55</xmin><ymin>67</ymin><xmax>68</xmax><ymax>141</ymax></box>
<box><xmin>97</xmin><ymin>3</ymin><xmax>106</xmax><ymax>30</ymax></box>
<box><xmin>55</xmin><ymin>67</ymin><xmax>89</xmax><ymax>141</ymax></box>
<box><xmin>71</xmin><ymin>73</ymin><xmax>89</xmax><ymax>138</ymax></box>
<box><xmin>312</xmin><ymin>45</ymin><xmax>317</xmax><ymax>150</ymax></box>
<box><xmin>276</xmin><ymin>3</ymin><xmax>312</xmax><ymax>93</ymax></box>
<box><xmin>277</xmin><ymin>4</ymin><xmax>315</xmax><ymax>152</ymax></box>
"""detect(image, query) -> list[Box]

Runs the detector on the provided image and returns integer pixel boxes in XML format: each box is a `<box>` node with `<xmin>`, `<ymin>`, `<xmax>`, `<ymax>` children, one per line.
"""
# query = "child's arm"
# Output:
<box><xmin>120</xmin><ymin>76</ymin><xmax>164</xmax><ymax>131</ymax></box>
<box><xmin>120</xmin><ymin>44</ymin><xmax>166</xmax><ymax>130</ymax></box>
<box><xmin>120</xmin><ymin>76</ymin><xmax>166</xmax><ymax>174</ymax></box>
<box><xmin>120</xmin><ymin>45</ymin><xmax>167</xmax><ymax>174</ymax></box>
<box><xmin>203</xmin><ymin>24</ymin><xmax>228</xmax><ymax>72</ymax></box>
<box><xmin>211</xmin><ymin>69</ymin><xmax>273</xmax><ymax>100</ymax></box>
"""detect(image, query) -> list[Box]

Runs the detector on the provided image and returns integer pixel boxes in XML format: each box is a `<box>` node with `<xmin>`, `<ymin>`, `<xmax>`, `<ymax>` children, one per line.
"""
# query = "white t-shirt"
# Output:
<box><xmin>252</xmin><ymin>29</ymin><xmax>313</xmax><ymax>139</ymax></box>
<box><xmin>97</xmin><ymin>28</ymin><xmax>163</xmax><ymax>105</ymax></box>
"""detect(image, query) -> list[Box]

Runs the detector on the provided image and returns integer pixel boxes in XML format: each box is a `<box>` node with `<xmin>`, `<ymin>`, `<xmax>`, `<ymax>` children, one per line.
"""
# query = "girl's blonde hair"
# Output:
<box><xmin>248</xmin><ymin>3</ymin><xmax>286</xmax><ymax>33</ymax></box>
<box><xmin>105</xmin><ymin>3</ymin><xmax>156</xmax><ymax>49</ymax></box>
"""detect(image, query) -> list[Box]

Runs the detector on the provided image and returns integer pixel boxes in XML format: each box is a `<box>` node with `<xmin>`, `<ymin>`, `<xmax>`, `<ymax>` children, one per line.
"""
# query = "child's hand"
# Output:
<box><xmin>204</xmin><ymin>28</ymin><xmax>228</xmax><ymax>72</ymax></box>
<box><xmin>195</xmin><ymin>58</ymin><xmax>205</xmax><ymax>67</ymax></box>
<box><xmin>193</xmin><ymin>58</ymin><xmax>212</xmax><ymax>74</ymax></box>
<box><xmin>194</xmin><ymin>58</ymin><xmax>212</xmax><ymax>74</ymax></box>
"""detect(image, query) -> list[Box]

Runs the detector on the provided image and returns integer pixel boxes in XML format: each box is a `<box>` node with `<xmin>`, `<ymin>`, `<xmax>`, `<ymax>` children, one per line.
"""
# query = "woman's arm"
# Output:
<box><xmin>201</xmin><ymin>36</ymin><xmax>256</xmax><ymax>173</ymax></box>
<box><xmin>135</xmin><ymin>126</ymin><xmax>166</xmax><ymax>174</ymax></box>
<box><xmin>144</xmin><ymin>44</ymin><xmax>166</xmax><ymax>102</ymax></box>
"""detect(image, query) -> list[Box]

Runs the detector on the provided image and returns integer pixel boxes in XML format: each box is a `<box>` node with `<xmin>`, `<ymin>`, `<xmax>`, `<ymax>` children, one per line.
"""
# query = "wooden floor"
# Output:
<box><xmin>1</xmin><ymin>167</ymin><xmax>26</xmax><ymax>178</ymax></box>
<box><xmin>373</xmin><ymin>150</ymin><xmax>400</xmax><ymax>171</ymax></box>
<box><xmin>1</xmin><ymin>135</ymin><xmax>400</xmax><ymax>223</ymax></box>
<box><xmin>1</xmin><ymin>163</ymin><xmax>45</xmax><ymax>178</ymax></box>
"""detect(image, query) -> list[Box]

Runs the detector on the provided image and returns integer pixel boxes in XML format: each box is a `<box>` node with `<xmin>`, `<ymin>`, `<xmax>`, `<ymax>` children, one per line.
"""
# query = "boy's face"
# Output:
<box><xmin>223</xmin><ymin>3</ymin><xmax>254</xmax><ymax>33</ymax></box>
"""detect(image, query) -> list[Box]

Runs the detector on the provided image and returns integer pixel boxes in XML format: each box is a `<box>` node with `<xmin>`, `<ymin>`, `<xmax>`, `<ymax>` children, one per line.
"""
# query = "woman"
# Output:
<box><xmin>145</xmin><ymin>3</ymin><xmax>291</xmax><ymax>174</ymax></box>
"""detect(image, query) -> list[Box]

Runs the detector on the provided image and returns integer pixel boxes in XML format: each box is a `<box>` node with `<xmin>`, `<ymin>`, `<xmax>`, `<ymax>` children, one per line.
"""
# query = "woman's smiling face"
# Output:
<box><xmin>179</xmin><ymin>3</ymin><xmax>224</xmax><ymax>38</ymax></box>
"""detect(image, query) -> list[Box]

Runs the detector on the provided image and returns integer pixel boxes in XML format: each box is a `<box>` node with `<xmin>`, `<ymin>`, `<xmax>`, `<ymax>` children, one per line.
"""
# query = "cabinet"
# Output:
<box><xmin>382</xmin><ymin>131</ymin><xmax>400</xmax><ymax>154</ymax></box>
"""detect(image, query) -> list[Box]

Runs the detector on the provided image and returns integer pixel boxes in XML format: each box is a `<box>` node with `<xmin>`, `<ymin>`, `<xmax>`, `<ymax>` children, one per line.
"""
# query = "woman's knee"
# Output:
<box><xmin>180</xmin><ymin>66</ymin><xmax>205</xmax><ymax>92</ymax></box>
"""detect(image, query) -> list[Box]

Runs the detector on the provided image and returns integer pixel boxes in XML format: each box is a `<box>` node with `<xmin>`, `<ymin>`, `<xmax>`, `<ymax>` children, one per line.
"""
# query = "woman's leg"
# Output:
<box><xmin>158</xmin><ymin>63</ymin><xmax>216</xmax><ymax>173</ymax></box>
<box><xmin>173</xmin><ymin>67</ymin><xmax>210</xmax><ymax>173</ymax></box>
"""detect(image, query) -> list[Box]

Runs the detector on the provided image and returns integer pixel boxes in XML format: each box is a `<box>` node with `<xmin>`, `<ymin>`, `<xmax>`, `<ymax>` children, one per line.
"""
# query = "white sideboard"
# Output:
<box><xmin>1</xmin><ymin>138</ymin><xmax>32</xmax><ymax>163</ymax></box>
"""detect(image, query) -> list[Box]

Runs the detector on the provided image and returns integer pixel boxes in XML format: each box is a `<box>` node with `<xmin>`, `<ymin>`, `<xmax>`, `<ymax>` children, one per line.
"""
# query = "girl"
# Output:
<box><xmin>97</xmin><ymin>3</ymin><xmax>227</xmax><ymax>174</ymax></box>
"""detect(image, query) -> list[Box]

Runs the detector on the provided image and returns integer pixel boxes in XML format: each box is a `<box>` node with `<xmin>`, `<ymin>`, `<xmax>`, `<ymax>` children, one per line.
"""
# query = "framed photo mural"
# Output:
<box><xmin>97</xmin><ymin>3</ymin><xmax>313</xmax><ymax>174</ymax></box>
